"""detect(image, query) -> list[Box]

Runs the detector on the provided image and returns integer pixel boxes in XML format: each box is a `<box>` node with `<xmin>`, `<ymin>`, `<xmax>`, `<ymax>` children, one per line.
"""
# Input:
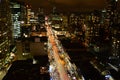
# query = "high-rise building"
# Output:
<box><xmin>38</xmin><ymin>8</ymin><xmax>45</xmax><ymax>25</ymax></box>
<box><xmin>10</xmin><ymin>1</ymin><xmax>26</xmax><ymax>40</ymax></box>
<box><xmin>104</xmin><ymin>0</ymin><xmax>120</xmax><ymax>68</ymax></box>
<box><xmin>0</xmin><ymin>0</ymin><xmax>12</xmax><ymax>63</ymax></box>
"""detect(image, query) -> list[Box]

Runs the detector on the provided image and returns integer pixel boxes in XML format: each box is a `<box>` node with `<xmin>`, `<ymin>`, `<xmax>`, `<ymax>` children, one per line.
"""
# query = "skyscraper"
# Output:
<box><xmin>10</xmin><ymin>1</ymin><xmax>26</xmax><ymax>40</ymax></box>
<box><xmin>0</xmin><ymin>0</ymin><xmax>12</xmax><ymax>62</ymax></box>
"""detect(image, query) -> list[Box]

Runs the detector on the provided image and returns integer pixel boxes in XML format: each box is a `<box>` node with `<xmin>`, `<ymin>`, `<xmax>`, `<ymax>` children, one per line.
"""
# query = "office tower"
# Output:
<box><xmin>10</xmin><ymin>1</ymin><xmax>26</xmax><ymax>40</ymax></box>
<box><xmin>0</xmin><ymin>0</ymin><xmax>12</xmax><ymax>63</ymax></box>
<box><xmin>38</xmin><ymin>8</ymin><xmax>45</xmax><ymax>25</ymax></box>
<box><xmin>103</xmin><ymin>0</ymin><xmax>120</xmax><ymax>69</ymax></box>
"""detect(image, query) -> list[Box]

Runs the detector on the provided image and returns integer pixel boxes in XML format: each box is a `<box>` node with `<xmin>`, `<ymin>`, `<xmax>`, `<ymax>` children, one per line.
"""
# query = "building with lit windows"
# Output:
<box><xmin>0</xmin><ymin>0</ymin><xmax>12</xmax><ymax>65</ymax></box>
<box><xmin>10</xmin><ymin>1</ymin><xmax>26</xmax><ymax>40</ymax></box>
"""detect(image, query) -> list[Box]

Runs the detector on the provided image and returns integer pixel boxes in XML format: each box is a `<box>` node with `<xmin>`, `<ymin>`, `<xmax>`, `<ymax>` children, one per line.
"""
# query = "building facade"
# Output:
<box><xmin>0</xmin><ymin>0</ymin><xmax>12</xmax><ymax>65</ymax></box>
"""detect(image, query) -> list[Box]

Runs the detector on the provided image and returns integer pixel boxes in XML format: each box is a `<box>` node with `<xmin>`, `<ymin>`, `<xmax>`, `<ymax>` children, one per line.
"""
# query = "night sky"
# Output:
<box><xmin>17</xmin><ymin>0</ymin><xmax>119</xmax><ymax>13</ymax></box>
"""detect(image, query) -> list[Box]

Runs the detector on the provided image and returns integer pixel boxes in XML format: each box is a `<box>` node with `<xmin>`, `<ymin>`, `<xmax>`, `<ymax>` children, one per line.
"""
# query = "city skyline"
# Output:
<box><xmin>17</xmin><ymin>0</ymin><xmax>108</xmax><ymax>13</ymax></box>
<box><xmin>1</xmin><ymin>0</ymin><xmax>120</xmax><ymax>80</ymax></box>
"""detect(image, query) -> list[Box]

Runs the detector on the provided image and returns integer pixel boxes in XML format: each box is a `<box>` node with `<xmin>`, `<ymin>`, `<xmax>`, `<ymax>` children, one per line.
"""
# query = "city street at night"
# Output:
<box><xmin>0</xmin><ymin>0</ymin><xmax>120</xmax><ymax>80</ymax></box>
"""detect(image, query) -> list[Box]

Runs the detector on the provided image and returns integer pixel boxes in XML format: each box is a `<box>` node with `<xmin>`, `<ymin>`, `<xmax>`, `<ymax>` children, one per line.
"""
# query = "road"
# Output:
<box><xmin>46</xmin><ymin>25</ymin><xmax>71</xmax><ymax>80</ymax></box>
